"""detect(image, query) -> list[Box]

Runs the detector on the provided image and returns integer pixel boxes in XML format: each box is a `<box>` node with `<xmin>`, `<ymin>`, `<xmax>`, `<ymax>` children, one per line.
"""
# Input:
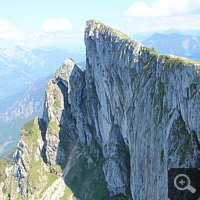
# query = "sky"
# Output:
<box><xmin>0</xmin><ymin>0</ymin><xmax>200</xmax><ymax>49</ymax></box>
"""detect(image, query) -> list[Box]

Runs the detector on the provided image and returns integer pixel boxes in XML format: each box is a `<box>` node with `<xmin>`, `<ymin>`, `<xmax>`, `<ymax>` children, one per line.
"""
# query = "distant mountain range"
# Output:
<box><xmin>132</xmin><ymin>29</ymin><xmax>200</xmax><ymax>42</ymax></box>
<box><xmin>37</xmin><ymin>46</ymin><xmax>86</xmax><ymax>55</ymax></box>
<box><xmin>0</xmin><ymin>74</ymin><xmax>53</xmax><ymax>122</ymax></box>
<box><xmin>0</xmin><ymin>74</ymin><xmax>52</xmax><ymax>156</ymax></box>
<box><xmin>0</xmin><ymin>45</ymin><xmax>86</xmax><ymax>156</ymax></box>
<box><xmin>1</xmin><ymin>31</ymin><xmax>199</xmax><ymax>156</ymax></box>
<box><xmin>1</xmin><ymin>20</ymin><xmax>199</xmax><ymax>199</ymax></box>
<box><xmin>0</xmin><ymin>46</ymin><xmax>85</xmax><ymax>99</ymax></box>
<box><xmin>142</xmin><ymin>33</ymin><xmax>200</xmax><ymax>61</ymax></box>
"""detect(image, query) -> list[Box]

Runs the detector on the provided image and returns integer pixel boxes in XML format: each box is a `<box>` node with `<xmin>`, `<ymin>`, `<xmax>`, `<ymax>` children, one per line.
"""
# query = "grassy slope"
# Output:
<box><xmin>0</xmin><ymin>157</ymin><xmax>13</xmax><ymax>183</ymax></box>
<box><xmin>0</xmin><ymin>112</ymin><xmax>43</xmax><ymax>158</ymax></box>
<box><xmin>2</xmin><ymin>118</ymin><xmax>75</xmax><ymax>199</ymax></box>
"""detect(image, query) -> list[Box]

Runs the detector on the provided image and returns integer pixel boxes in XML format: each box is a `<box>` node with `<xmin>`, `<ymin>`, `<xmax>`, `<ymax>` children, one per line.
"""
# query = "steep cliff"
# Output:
<box><xmin>1</xmin><ymin>20</ymin><xmax>200</xmax><ymax>200</ymax></box>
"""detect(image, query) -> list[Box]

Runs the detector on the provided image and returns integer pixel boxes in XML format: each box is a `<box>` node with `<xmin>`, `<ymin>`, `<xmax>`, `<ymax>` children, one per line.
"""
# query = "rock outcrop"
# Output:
<box><xmin>0</xmin><ymin>117</ymin><xmax>76</xmax><ymax>200</ymax></box>
<box><xmin>1</xmin><ymin>19</ymin><xmax>200</xmax><ymax>200</ymax></box>
<box><xmin>84</xmin><ymin>20</ymin><xmax>199</xmax><ymax>199</ymax></box>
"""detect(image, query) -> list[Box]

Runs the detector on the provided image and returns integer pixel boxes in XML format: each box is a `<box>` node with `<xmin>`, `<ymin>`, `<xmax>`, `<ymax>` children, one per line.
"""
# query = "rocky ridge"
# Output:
<box><xmin>1</xmin><ymin>19</ymin><xmax>200</xmax><ymax>200</ymax></box>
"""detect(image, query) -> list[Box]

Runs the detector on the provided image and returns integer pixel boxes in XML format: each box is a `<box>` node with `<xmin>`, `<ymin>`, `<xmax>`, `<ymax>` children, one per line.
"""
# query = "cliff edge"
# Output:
<box><xmin>1</xmin><ymin>19</ymin><xmax>200</xmax><ymax>200</ymax></box>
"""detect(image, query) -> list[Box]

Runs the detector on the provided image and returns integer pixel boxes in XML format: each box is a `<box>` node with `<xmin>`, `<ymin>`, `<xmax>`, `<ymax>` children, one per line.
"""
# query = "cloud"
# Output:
<box><xmin>31</xmin><ymin>31</ymin><xmax>47</xmax><ymax>37</ymax></box>
<box><xmin>119</xmin><ymin>14</ymin><xmax>200</xmax><ymax>36</ymax></box>
<box><xmin>124</xmin><ymin>0</ymin><xmax>200</xmax><ymax>18</ymax></box>
<box><xmin>81</xmin><ymin>26</ymin><xmax>85</xmax><ymax>32</ymax></box>
<box><xmin>0</xmin><ymin>19</ymin><xmax>24</xmax><ymax>40</ymax></box>
<box><xmin>0</xmin><ymin>19</ymin><xmax>83</xmax><ymax>49</ymax></box>
<box><xmin>29</xmin><ymin>31</ymin><xmax>47</xmax><ymax>40</ymax></box>
<box><xmin>0</xmin><ymin>19</ymin><xmax>10</xmax><ymax>33</ymax></box>
<box><xmin>120</xmin><ymin>0</ymin><xmax>200</xmax><ymax>37</ymax></box>
<box><xmin>42</xmin><ymin>18</ymin><xmax>72</xmax><ymax>32</ymax></box>
<box><xmin>1</xmin><ymin>31</ymin><xmax>24</xmax><ymax>40</ymax></box>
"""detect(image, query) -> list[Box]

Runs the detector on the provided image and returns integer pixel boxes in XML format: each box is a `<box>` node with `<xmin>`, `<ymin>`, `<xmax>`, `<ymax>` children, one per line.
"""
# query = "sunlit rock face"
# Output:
<box><xmin>84</xmin><ymin>19</ymin><xmax>200</xmax><ymax>199</ymax></box>
<box><xmin>1</xmin><ymin>20</ymin><xmax>199</xmax><ymax>200</ymax></box>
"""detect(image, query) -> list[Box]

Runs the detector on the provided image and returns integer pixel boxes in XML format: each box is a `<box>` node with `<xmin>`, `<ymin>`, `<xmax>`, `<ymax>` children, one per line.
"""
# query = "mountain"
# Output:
<box><xmin>0</xmin><ymin>60</ymin><xmax>85</xmax><ymax>157</ymax></box>
<box><xmin>36</xmin><ymin>46</ymin><xmax>86</xmax><ymax>55</ymax></box>
<box><xmin>0</xmin><ymin>74</ymin><xmax>52</xmax><ymax>157</ymax></box>
<box><xmin>0</xmin><ymin>74</ymin><xmax>53</xmax><ymax>122</ymax></box>
<box><xmin>0</xmin><ymin>20</ymin><xmax>200</xmax><ymax>200</ymax></box>
<box><xmin>0</xmin><ymin>157</ymin><xmax>13</xmax><ymax>183</ymax></box>
<box><xmin>142</xmin><ymin>33</ymin><xmax>200</xmax><ymax>61</ymax></box>
<box><xmin>0</xmin><ymin>46</ymin><xmax>85</xmax><ymax>99</ymax></box>
<box><xmin>132</xmin><ymin>29</ymin><xmax>200</xmax><ymax>42</ymax></box>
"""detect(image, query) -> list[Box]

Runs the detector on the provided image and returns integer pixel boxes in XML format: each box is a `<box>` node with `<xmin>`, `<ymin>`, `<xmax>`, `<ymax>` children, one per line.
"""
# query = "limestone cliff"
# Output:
<box><xmin>1</xmin><ymin>20</ymin><xmax>200</xmax><ymax>200</ymax></box>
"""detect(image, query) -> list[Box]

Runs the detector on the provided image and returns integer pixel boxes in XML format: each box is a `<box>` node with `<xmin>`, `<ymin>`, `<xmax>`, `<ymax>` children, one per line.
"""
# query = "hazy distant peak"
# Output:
<box><xmin>0</xmin><ymin>45</ymin><xmax>33</xmax><ymax>59</ymax></box>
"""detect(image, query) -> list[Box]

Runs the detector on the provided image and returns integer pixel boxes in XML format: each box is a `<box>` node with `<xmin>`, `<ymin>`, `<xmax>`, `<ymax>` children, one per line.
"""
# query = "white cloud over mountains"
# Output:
<box><xmin>125</xmin><ymin>0</ymin><xmax>200</xmax><ymax>18</ymax></box>
<box><xmin>119</xmin><ymin>0</ymin><xmax>200</xmax><ymax>36</ymax></box>
<box><xmin>42</xmin><ymin>18</ymin><xmax>73</xmax><ymax>32</ymax></box>
<box><xmin>1</xmin><ymin>1</ymin><xmax>200</xmax><ymax>49</ymax></box>
<box><xmin>0</xmin><ymin>18</ymin><xmax>78</xmax><ymax>48</ymax></box>
<box><xmin>0</xmin><ymin>19</ymin><xmax>24</xmax><ymax>40</ymax></box>
<box><xmin>29</xmin><ymin>31</ymin><xmax>47</xmax><ymax>40</ymax></box>
<box><xmin>0</xmin><ymin>19</ymin><xmax>10</xmax><ymax>33</ymax></box>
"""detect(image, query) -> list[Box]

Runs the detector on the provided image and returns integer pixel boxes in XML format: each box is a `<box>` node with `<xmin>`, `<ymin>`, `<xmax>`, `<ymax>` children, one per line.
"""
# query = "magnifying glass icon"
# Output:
<box><xmin>174</xmin><ymin>174</ymin><xmax>196</xmax><ymax>193</ymax></box>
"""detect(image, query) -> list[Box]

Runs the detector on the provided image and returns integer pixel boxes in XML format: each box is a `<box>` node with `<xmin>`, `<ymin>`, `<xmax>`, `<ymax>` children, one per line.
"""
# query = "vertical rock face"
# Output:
<box><xmin>43</xmin><ymin>58</ymin><xmax>78</xmax><ymax>165</ymax></box>
<box><xmin>1</xmin><ymin>20</ymin><xmax>200</xmax><ymax>200</ymax></box>
<box><xmin>84</xmin><ymin>20</ymin><xmax>200</xmax><ymax>199</ymax></box>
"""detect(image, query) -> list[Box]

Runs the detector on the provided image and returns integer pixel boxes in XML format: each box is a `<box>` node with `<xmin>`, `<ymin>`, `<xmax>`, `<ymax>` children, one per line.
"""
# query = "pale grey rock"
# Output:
<box><xmin>68</xmin><ymin>63</ymin><xmax>86</xmax><ymax>145</ymax></box>
<box><xmin>103</xmin><ymin>126</ymin><xmax>130</xmax><ymax>196</ymax></box>
<box><xmin>2</xmin><ymin>20</ymin><xmax>200</xmax><ymax>200</ymax></box>
<box><xmin>43</xmin><ymin>58</ymin><xmax>82</xmax><ymax>164</ymax></box>
<box><xmin>84</xmin><ymin>19</ymin><xmax>200</xmax><ymax>199</ymax></box>
<box><xmin>5</xmin><ymin>165</ymin><xmax>13</xmax><ymax>178</ymax></box>
<box><xmin>13</xmin><ymin>139</ymin><xmax>30</xmax><ymax>179</ymax></box>
<box><xmin>40</xmin><ymin>177</ymin><xmax>69</xmax><ymax>200</ymax></box>
<box><xmin>1</xmin><ymin>117</ymin><xmax>48</xmax><ymax>199</ymax></box>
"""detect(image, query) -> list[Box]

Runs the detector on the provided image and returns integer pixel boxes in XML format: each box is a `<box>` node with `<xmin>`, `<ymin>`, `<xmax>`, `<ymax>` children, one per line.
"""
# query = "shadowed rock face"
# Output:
<box><xmin>1</xmin><ymin>20</ymin><xmax>200</xmax><ymax>200</ymax></box>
